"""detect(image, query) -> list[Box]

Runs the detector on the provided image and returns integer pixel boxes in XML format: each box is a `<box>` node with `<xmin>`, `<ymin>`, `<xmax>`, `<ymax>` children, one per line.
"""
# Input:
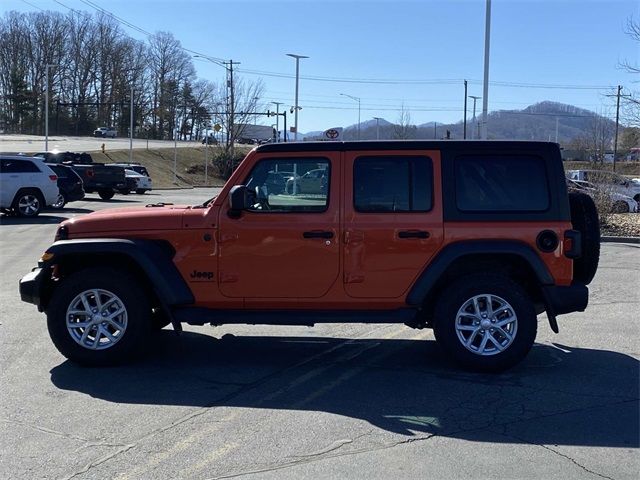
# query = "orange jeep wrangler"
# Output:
<box><xmin>20</xmin><ymin>141</ymin><xmax>600</xmax><ymax>372</ymax></box>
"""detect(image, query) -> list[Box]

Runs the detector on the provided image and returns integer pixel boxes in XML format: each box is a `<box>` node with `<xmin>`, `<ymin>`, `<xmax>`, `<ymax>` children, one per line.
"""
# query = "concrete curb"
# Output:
<box><xmin>601</xmin><ymin>236</ymin><xmax>640</xmax><ymax>244</ymax></box>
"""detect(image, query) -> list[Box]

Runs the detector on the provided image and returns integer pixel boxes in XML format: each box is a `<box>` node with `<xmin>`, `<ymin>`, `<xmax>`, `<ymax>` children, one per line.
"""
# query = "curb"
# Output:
<box><xmin>601</xmin><ymin>236</ymin><xmax>640</xmax><ymax>244</ymax></box>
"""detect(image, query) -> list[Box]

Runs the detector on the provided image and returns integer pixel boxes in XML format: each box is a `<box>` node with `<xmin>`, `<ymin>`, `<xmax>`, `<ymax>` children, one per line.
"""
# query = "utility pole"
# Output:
<box><xmin>373</xmin><ymin>117</ymin><xmax>382</xmax><ymax>140</ymax></box>
<box><xmin>434</xmin><ymin>121</ymin><xmax>437</xmax><ymax>139</ymax></box>
<box><xmin>481</xmin><ymin>0</ymin><xmax>492</xmax><ymax>139</ymax></box>
<box><xmin>463</xmin><ymin>80</ymin><xmax>468</xmax><ymax>139</ymax></box>
<box><xmin>271</xmin><ymin>101</ymin><xmax>283</xmax><ymax>142</ymax></box>
<box><xmin>606</xmin><ymin>85</ymin><xmax>631</xmax><ymax>172</ymax></box>
<box><xmin>340</xmin><ymin>93</ymin><xmax>361</xmax><ymax>140</ymax></box>
<box><xmin>223</xmin><ymin>60</ymin><xmax>240</xmax><ymax>157</ymax></box>
<box><xmin>555</xmin><ymin>117</ymin><xmax>559</xmax><ymax>144</ymax></box>
<box><xmin>613</xmin><ymin>85</ymin><xmax>622</xmax><ymax>172</ymax></box>
<box><xmin>469</xmin><ymin>95</ymin><xmax>481</xmax><ymax>140</ymax></box>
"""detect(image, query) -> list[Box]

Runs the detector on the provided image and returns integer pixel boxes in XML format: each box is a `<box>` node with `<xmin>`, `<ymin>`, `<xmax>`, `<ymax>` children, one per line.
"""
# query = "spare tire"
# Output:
<box><xmin>569</xmin><ymin>192</ymin><xmax>600</xmax><ymax>285</ymax></box>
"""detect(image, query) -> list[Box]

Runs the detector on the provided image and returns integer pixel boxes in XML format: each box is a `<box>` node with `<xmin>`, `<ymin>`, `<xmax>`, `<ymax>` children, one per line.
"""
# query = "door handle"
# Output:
<box><xmin>398</xmin><ymin>230</ymin><xmax>430</xmax><ymax>239</ymax></box>
<box><xmin>303</xmin><ymin>230</ymin><xmax>334</xmax><ymax>239</ymax></box>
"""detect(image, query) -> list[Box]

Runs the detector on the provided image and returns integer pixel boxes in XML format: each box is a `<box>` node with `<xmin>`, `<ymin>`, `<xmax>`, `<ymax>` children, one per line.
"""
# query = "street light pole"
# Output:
<box><xmin>129</xmin><ymin>85</ymin><xmax>134</xmax><ymax>163</ymax></box>
<box><xmin>469</xmin><ymin>95</ymin><xmax>481</xmax><ymax>140</ymax></box>
<box><xmin>287</xmin><ymin>53</ymin><xmax>308</xmax><ymax>141</ymax></box>
<box><xmin>45</xmin><ymin>64</ymin><xmax>58</xmax><ymax>151</ymax></box>
<box><xmin>481</xmin><ymin>0</ymin><xmax>492</xmax><ymax>139</ymax></box>
<box><xmin>340</xmin><ymin>94</ymin><xmax>361</xmax><ymax>140</ymax></box>
<box><xmin>373</xmin><ymin>117</ymin><xmax>382</xmax><ymax>140</ymax></box>
<box><xmin>271</xmin><ymin>101</ymin><xmax>282</xmax><ymax>142</ymax></box>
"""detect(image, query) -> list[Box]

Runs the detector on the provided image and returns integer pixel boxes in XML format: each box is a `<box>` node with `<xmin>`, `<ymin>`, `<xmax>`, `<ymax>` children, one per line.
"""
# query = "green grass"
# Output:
<box><xmin>87</xmin><ymin>146</ymin><xmax>253</xmax><ymax>188</ymax></box>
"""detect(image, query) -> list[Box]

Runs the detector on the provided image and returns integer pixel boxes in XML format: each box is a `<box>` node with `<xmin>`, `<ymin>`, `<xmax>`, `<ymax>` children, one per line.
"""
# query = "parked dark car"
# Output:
<box><xmin>45</xmin><ymin>163</ymin><xmax>85</xmax><ymax>209</ymax></box>
<box><xmin>34</xmin><ymin>151</ymin><xmax>93</xmax><ymax>164</ymax></box>
<box><xmin>34</xmin><ymin>152</ymin><xmax>125</xmax><ymax>200</ymax></box>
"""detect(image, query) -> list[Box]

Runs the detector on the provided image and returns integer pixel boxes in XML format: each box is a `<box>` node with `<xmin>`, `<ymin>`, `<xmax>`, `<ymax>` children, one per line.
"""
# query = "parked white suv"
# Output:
<box><xmin>567</xmin><ymin>170</ymin><xmax>640</xmax><ymax>205</ymax></box>
<box><xmin>0</xmin><ymin>155</ymin><xmax>60</xmax><ymax>217</ymax></box>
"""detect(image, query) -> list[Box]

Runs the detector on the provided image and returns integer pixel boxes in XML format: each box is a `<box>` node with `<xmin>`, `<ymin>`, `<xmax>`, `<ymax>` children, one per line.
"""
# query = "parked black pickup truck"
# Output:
<box><xmin>34</xmin><ymin>152</ymin><xmax>126</xmax><ymax>200</ymax></box>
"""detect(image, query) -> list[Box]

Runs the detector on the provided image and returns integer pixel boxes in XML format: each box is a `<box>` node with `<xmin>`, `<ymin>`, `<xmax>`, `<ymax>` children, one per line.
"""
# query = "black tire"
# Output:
<box><xmin>433</xmin><ymin>274</ymin><xmax>537</xmax><ymax>373</ymax></box>
<box><xmin>612</xmin><ymin>200</ymin><xmax>629</xmax><ymax>213</ymax></box>
<box><xmin>46</xmin><ymin>267</ymin><xmax>152</xmax><ymax>366</ymax></box>
<box><xmin>12</xmin><ymin>189</ymin><xmax>43</xmax><ymax>217</ymax></box>
<box><xmin>50</xmin><ymin>193</ymin><xmax>67</xmax><ymax>210</ymax></box>
<box><xmin>568</xmin><ymin>192</ymin><xmax>600</xmax><ymax>285</ymax></box>
<box><xmin>98</xmin><ymin>189</ymin><xmax>115</xmax><ymax>200</ymax></box>
<box><xmin>135</xmin><ymin>189</ymin><xmax>146</xmax><ymax>195</ymax></box>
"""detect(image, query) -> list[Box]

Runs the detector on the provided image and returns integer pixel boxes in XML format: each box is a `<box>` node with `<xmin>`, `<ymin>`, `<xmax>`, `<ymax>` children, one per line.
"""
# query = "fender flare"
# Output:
<box><xmin>46</xmin><ymin>238</ymin><xmax>194</xmax><ymax>306</ymax></box>
<box><xmin>405</xmin><ymin>240</ymin><xmax>553</xmax><ymax>306</ymax></box>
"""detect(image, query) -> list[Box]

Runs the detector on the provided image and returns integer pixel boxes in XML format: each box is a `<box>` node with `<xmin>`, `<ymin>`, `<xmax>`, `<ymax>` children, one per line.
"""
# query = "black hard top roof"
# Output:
<box><xmin>255</xmin><ymin>140</ymin><xmax>559</xmax><ymax>154</ymax></box>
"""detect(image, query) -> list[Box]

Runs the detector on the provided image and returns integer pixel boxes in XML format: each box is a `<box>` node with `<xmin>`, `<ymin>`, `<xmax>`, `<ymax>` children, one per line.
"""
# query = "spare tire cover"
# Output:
<box><xmin>568</xmin><ymin>192</ymin><xmax>600</xmax><ymax>285</ymax></box>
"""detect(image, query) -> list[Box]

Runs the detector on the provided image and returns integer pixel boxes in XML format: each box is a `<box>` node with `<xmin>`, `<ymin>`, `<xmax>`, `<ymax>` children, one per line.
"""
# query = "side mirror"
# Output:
<box><xmin>228</xmin><ymin>185</ymin><xmax>253</xmax><ymax>214</ymax></box>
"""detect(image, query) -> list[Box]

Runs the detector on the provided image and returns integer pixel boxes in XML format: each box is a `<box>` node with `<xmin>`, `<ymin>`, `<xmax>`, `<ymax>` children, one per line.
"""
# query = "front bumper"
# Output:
<box><xmin>543</xmin><ymin>284</ymin><xmax>589</xmax><ymax>315</ymax></box>
<box><xmin>19</xmin><ymin>267</ymin><xmax>47</xmax><ymax>309</ymax></box>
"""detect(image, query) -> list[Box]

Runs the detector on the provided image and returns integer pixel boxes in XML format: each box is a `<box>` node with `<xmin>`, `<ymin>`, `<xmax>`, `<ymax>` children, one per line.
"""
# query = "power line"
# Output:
<box><xmin>20</xmin><ymin>0</ymin><xmax>44</xmax><ymax>11</ymax></box>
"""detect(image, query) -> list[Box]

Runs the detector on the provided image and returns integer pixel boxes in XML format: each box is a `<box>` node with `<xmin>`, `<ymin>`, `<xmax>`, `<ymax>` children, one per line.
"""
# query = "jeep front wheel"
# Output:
<box><xmin>433</xmin><ymin>274</ymin><xmax>537</xmax><ymax>373</ymax></box>
<box><xmin>46</xmin><ymin>267</ymin><xmax>151</xmax><ymax>366</ymax></box>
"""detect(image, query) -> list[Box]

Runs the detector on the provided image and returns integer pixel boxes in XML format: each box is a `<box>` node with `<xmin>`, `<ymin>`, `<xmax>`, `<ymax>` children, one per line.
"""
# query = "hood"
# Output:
<box><xmin>62</xmin><ymin>204</ymin><xmax>190</xmax><ymax>235</ymax></box>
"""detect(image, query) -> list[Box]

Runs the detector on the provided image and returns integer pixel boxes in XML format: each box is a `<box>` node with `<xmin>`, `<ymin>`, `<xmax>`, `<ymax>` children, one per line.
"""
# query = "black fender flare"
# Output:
<box><xmin>45</xmin><ymin>238</ymin><xmax>194</xmax><ymax>306</ymax></box>
<box><xmin>405</xmin><ymin>240</ymin><xmax>554</xmax><ymax>306</ymax></box>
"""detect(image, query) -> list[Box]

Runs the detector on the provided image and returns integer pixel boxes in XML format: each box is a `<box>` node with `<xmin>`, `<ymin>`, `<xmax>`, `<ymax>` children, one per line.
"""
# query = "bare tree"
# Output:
<box><xmin>620</xmin><ymin>16</ymin><xmax>640</xmax><ymax>127</ymax></box>
<box><xmin>393</xmin><ymin>104</ymin><xmax>416</xmax><ymax>139</ymax></box>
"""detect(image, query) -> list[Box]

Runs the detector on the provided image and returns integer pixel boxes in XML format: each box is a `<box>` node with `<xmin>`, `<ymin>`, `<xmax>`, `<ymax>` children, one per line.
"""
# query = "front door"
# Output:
<box><xmin>218</xmin><ymin>153</ymin><xmax>340</xmax><ymax>299</ymax></box>
<box><xmin>343</xmin><ymin>150</ymin><xmax>444</xmax><ymax>298</ymax></box>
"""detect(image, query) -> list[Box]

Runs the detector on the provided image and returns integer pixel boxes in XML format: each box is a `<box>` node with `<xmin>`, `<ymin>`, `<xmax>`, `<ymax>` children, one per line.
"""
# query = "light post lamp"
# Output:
<box><xmin>373</xmin><ymin>117</ymin><xmax>382</xmax><ymax>140</ymax></box>
<box><xmin>271</xmin><ymin>101</ymin><xmax>283</xmax><ymax>142</ymax></box>
<box><xmin>286</xmin><ymin>53</ymin><xmax>308</xmax><ymax>141</ymax></box>
<box><xmin>341</xmin><ymin>93</ymin><xmax>361</xmax><ymax>140</ymax></box>
<box><xmin>45</xmin><ymin>64</ymin><xmax>59</xmax><ymax>151</ymax></box>
<box><xmin>469</xmin><ymin>95</ymin><xmax>481</xmax><ymax>140</ymax></box>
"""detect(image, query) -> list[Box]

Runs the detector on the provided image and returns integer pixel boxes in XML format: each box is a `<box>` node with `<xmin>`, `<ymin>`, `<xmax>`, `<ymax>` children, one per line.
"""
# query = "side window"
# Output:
<box><xmin>243</xmin><ymin>157</ymin><xmax>330</xmax><ymax>213</ymax></box>
<box><xmin>454</xmin><ymin>155</ymin><xmax>549</xmax><ymax>212</ymax></box>
<box><xmin>1</xmin><ymin>159</ymin><xmax>40</xmax><ymax>173</ymax></box>
<box><xmin>354</xmin><ymin>156</ymin><xmax>433</xmax><ymax>213</ymax></box>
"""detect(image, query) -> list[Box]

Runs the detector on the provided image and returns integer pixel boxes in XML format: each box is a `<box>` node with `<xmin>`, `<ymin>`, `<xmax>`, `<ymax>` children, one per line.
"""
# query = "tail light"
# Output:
<box><xmin>86</xmin><ymin>169</ymin><xmax>95</xmax><ymax>178</ymax></box>
<box><xmin>49</xmin><ymin>175</ymin><xmax>58</xmax><ymax>181</ymax></box>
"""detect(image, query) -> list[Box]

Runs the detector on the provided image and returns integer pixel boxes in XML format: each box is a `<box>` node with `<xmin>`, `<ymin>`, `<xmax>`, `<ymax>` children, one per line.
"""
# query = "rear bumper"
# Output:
<box><xmin>543</xmin><ymin>284</ymin><xmax>588</xmax><ymax>316</ymax></box>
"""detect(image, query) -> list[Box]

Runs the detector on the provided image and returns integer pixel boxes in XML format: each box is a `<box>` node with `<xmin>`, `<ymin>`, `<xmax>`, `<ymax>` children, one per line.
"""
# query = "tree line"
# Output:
<box><xmin>0</xmin><ymin>10</ymin><xmax>262</xmax><ymax>143</ymax></box>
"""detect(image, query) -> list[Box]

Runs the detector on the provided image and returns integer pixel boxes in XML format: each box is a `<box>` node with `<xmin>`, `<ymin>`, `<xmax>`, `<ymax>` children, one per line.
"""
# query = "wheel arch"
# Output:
<box><xmin>41</xmin><ymin>239</ymin><xmax>194</xmax><ymax>311</ymax></box>
<box><xmin>406</xmin><ymin>241</ymin><xmax>552</xmax><ymax>324</ymax></box>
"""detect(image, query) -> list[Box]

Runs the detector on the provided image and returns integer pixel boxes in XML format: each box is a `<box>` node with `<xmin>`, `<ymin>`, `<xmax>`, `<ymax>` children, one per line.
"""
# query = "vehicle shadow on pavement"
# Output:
<box><xmin>81</xmin><ymin>197</ymin><xmax>140</xmax><ymax>203</ymax></box>
<box><xmin>0</xmin><ymin>214</ymin><xmax>69</xmax><ymax>225</ymax></box>
<box><xmin>50</xmin><ymin>332</ymin><xmax>639</xmax><ymax>448</ymax></box>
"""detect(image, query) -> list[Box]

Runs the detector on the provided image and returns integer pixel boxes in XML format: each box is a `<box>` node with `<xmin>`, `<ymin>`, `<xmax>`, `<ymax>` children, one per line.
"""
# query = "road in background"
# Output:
<box><xmin>1</xmin><ymin>190</ymin><xmax>638</xmax><ymax>480</ymax></box>
<box><xmin>0</xmin><ymin>134</ymin><xmax>201</xmax><ymax>154</ymax></box>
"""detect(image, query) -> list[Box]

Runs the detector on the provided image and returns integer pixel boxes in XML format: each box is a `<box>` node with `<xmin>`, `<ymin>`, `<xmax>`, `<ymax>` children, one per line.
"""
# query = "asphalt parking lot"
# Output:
<box><xmin>1</xmin><ymin>189</ymin><xmax>638</xmax><ymax>480</ymax></box>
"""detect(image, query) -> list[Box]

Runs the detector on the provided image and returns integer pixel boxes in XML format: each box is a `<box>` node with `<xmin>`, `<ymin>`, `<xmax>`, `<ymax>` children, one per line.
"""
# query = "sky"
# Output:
<box><xmin>3</xmin><ymin>0</ymin><xmax>639</xmax><ymax>134</ymax></box>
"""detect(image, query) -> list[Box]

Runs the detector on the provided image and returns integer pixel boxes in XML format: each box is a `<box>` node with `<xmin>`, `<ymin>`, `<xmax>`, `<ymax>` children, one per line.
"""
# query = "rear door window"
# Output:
<box><xmin>353</xmin><ymin>156</ymin><xmax>432</xmax><ymax>212</ymax></box>
<box><xmin>454</xmin><ymin>155</ymin><xmax>549</xmax><ymax>212</ymax></box>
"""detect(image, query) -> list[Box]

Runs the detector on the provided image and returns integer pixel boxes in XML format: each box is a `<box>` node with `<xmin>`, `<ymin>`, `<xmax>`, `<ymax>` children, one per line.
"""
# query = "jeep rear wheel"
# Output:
<box><xmin>433</xmin><ymin>274</ymin><xmax>537</xmax><ymax>372</ymax></box>
<box><xmin>46</xmin><ymin>267</ymin><xmax>151</xmax><ymax>366</ymax></box>
<box><xmin>569</xmin><ymin>192</ymin><xmax>600</xmax><ymax>285</ymax></box>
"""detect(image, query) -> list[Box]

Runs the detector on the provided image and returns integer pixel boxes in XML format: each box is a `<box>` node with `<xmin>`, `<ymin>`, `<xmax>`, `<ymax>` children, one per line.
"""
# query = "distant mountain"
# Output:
<box><xmin>302</xmin><ymin>101</ymin><xmax>616</xmax><ymax>144</ymax></box>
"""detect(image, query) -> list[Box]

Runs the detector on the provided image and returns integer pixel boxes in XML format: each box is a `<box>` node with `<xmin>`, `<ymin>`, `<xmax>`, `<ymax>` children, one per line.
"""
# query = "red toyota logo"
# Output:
<box><xmin>325</xmin><ymin>129</ymin><xmax>339</xmax><ymax>139</ymax></box>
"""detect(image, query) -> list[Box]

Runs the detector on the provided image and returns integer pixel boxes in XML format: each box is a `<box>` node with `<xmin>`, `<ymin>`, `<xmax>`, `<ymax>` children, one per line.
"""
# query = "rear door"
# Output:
<box><xmin>343</xmin><ymin>149</ymin><xmax>444</xmax><ymax>298</ymax></box>
<box><xmin>217</xmin><ymin>152</ymin><xmax>340</xmax><ymax>299</ymax></box>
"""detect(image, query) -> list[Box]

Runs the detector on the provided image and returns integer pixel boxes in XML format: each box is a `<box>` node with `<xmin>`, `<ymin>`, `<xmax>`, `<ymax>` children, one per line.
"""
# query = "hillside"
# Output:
<box><xmin>309</xmin><ymin>101</ymin><xmax>618</xmax><ymax>144</ymax></box>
